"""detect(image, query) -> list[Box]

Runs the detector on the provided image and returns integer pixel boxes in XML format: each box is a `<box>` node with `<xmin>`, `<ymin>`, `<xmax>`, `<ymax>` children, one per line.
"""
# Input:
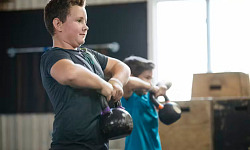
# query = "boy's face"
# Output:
<box><xmin>60</xmin><ymin>5</ymin><xmax>88</xmax><ymax>48</ymax></box>
<box><xmin>137</xmin><ymin>69</ymin><xmax>153</xmax><ymax>95</ymax></box>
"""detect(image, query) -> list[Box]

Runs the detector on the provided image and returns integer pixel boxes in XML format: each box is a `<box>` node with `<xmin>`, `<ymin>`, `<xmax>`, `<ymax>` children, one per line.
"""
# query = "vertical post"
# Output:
<box><xmin>206</xmin><ymin>0</ymin><xmax>212</xmax><ymax>73</ymax></box>
<box><xmin>147</xmin><ymin>0</ymin><xmax>158</xmax><ymax>83</ymax></box>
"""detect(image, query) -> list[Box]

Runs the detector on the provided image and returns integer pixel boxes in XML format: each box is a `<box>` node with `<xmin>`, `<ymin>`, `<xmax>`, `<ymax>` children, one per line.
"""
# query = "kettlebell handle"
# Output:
<box><xmin>149</xmin><ymin>92</ymin><xmax>170</xmax><ymax>110</ymax></box>
<box><xmin>163</xmin><ymin>95</ymin><xmax>170</xmax><ymax>102</ymax></box>
<box><xmin>100</xmin><ymin>95</ymin><xmax>111</xmax><ymax>115</ymax></box>
<box><xmin>113</xmin><ymin>100</ymin><xmax>125</xmax><ymax>109</ymax></box>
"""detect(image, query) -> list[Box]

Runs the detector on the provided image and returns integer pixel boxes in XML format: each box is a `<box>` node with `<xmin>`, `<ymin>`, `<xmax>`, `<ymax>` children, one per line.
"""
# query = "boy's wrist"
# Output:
<box><xmin>109</xmin><ymin>78</ymin><xmax>123</xmax><ymax>88</ymax></box>
<box><xmin>149</xmin><ymin>83</ymin><xmax>159</xmax><ymax>93</ymax></box>
<box><xmin>148</xmin><ymin>83</ymin><xmax>154</xmax><ymax>91</ymax></box>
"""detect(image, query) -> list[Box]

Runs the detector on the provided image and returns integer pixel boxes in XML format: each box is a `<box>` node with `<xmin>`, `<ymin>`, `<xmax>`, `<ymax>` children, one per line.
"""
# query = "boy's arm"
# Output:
<box><xmin>104</xmin><ymin>57</ymin><xmax>131</xmax><ymax>101</ymax></box>
<box><xmin>104</xmin><ymin>57</ymin><xmax>130</xmax><ymax>85</ymax></box>
<box><xmin>123</xmin><ymin>77</ymin><xmax>159</xmax><ymax>99</ymax></box>
<box><xmin>50</xmin><ymin>59</ymin><xmax>113</xmax><ymax>100</ymax></box>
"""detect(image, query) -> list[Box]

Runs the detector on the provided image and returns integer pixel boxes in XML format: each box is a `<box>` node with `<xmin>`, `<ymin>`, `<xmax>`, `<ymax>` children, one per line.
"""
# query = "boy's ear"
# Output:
<box><xmin>53</xmin><ymin>18</ymin><xmax>63</xmax><ymax>32</ymax></box>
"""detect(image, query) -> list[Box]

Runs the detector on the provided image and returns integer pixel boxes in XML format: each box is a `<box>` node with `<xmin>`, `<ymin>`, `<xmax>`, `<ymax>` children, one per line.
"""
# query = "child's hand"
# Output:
<box><xmin>99</xmin><ymin>81</ymin><xmax>113</xmax><ymax>101</ymax></box>
<box><xmin>108</xmin><ymin>78</ymin><xmax>124</xmax><ymax>102</ymax></box>
<box><xmin>151</xmin><ymin>85</ymin><xmax>159</xmax><ymax>93</ymax></box>
<box><xmin>154</xmin><ymin>85</ymin><xmax>167</xmax><ymax>98</ymax></box>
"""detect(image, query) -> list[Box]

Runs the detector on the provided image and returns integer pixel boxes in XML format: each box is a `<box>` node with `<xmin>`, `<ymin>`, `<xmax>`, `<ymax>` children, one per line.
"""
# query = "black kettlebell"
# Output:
<box><xmin>150</xmin><ymin>93</ymin><xmax>181</xmax><ymax>125</ymax></box>
<box><xmin>99</xmin><ymin>95</ymin><xmax>133</xmax><ymax>140</ymax></box>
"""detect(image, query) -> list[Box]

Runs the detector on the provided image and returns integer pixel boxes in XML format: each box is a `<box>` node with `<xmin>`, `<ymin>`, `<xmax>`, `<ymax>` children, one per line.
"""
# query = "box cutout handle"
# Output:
<box><xmin>210</xmin><ymin>85</ymin><xmax>221</xmax><ymax>90</ymax></box>
<box><xmin>235</xmin><ymin>106</ymin><xmax>248</xmax><ymax>111</ymax></box>
<box><xmin>181</xmin><ymin>107</ymin><xmax>190</xmax><ymax>112</ymax></box>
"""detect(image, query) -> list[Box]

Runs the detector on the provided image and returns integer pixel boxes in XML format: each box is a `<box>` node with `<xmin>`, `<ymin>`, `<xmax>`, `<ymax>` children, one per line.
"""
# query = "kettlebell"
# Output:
<box><xmin>81</xmin><ymin>48</ymin><xmax>133</xmax><ymax>139</ymax></box>
<box><xmin>99</xmin><ymin>95</ymin><xmax>133</xmax><ymax>140</ymax></box>
<box><xmin>150</xmin><ymin>93</ymin><xmax>181</xmax><ymax>125</ymax></box>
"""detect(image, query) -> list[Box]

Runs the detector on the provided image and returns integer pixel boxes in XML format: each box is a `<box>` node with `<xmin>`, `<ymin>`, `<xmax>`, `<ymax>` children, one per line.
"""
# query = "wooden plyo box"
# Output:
<box><xmin>191</xmin><ymin>72</ymin><xmax>250</xmax><ymax>98</ymax></box>
<box><xmin>159</xmin><ymin>100</ymin><xmax>213</xmax><ymax>150</ymax></box>
<box><xmin>159</xmin><ymin>98</ymin><xmax>250</xmax><ymax>150</ymax></box>
<box><xmin>212</xmin><ymin>98</ymin><xmax>250</xmax><ymax>150</ymax></box>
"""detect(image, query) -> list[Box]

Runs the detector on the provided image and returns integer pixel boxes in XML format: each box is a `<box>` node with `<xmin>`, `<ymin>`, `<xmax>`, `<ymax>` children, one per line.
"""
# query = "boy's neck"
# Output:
<box><xmin>53</xmin><ymin>37</ymin><xmax>78</xmax><ymax>50</ymax></box>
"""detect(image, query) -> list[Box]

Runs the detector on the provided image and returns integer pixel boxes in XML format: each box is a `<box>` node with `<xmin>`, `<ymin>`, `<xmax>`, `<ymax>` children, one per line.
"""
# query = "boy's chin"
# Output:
<box><xmin>134</xmin><ymin>89</ymin><xmax>148</xmax><ymax>96</ymax></box>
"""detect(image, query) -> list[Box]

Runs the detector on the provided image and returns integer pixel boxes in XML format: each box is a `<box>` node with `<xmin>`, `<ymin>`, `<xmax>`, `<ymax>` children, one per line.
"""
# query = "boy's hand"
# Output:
<box><xmin>99</xmin><ymin>82</ymin><xmax>113</xmax><ymax>101</ymax></box>
<box><xmin>150</xmin><ymin>85</ymin><xmax>160</xmax><ymax>94</ymax></box>
<box><xmin>154</xmin><ymin>85</ymin><xmax>168</xmax><ymax>98</ymax></box>
<box><xmin>108</xmin><ymin>78</ymin><xmax>124</xmax><ymax>102</ymax></box>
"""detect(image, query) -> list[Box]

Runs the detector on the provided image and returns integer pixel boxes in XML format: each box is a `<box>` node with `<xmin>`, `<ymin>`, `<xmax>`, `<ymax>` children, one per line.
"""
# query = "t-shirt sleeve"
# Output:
<box><xmin>41</xmin><ymin>50</ymin><xmax>72</xmax><ymax>76</ymax></box>
<box><xmin>88</xmin><ymin>49</ymin><xmax>108</xmax><ymax>70</ymax></box>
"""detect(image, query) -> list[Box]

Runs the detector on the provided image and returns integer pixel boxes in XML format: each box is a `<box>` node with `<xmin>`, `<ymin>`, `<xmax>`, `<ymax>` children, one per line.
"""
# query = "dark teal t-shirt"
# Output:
<box><xmin>40</xmin><ymin>47</ymin><xmax>108</xmax><ymax>150</ymax></box>
<box><xmin>121</xmin><ymin>92</ymin><xmax>162</xmax><ymax>150</ymax></box>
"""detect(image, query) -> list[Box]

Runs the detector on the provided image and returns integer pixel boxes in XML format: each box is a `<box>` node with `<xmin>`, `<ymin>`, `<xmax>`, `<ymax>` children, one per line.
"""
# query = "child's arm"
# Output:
<box><xmin>123</xmin><ymin>76</ymin><xmax>159</xmax><ymax>99</ymax></box>
<box><xmin>104</xmin><ymin>57</ymin><xmax>131</xmax><ymax>101</ymax></box>
<box><xmin>50</xmin><ymin>59</ymin><xmax>113</xmax><ymax>100</ymax></box>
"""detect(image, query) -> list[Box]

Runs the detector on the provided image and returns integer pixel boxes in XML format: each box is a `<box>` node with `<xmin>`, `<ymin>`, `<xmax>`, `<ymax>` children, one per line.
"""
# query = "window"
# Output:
<box><xmin>152</xmin><ymin>0</ymin><xmax>250</xmax><ymax>101</ymax></box>
<box><xmin>155</xmin><ymin>0</ymin><xmax>207</xmax><ymax>100</ymax></box>
<box><xmin>210</xmin><ymin>0</ymin><xmax>250</xmax><ymax>72</ymax></box>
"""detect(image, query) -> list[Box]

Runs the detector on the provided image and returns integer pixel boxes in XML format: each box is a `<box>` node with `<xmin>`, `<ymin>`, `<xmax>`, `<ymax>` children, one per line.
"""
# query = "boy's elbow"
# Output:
<box><xmin>59</xmin><ymin>70</ymin><xmax>78</xmax><ymax>86</ymax></box>
<box><xmin>124</xmin><ymin>63</ymin><xmax>131</xmax><ymax>79</ymax></box>
<box><xmin>123</xmin><ymin>63</ymin><xmax>131</xmax><ymax>74</ymax></box>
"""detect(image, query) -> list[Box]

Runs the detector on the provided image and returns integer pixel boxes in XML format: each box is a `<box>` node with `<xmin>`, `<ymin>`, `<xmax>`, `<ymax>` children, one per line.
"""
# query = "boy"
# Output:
<box><xmin>121</xmin><ymin>56</ymin><xmax>170</xmax><ymax>150</ymax></box>
<box><xmin>40</xmin><ymin>0</ymin><xmax>130</xmax><ymax>149</ymax></box>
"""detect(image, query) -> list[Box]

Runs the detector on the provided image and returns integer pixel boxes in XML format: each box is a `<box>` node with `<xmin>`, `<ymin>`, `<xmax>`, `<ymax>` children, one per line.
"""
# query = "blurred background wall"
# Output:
<box><xmin>0</xmin><ymin>0</ymin><xmax>147</xmax><ymax>113</ymax></box>
<box><xmin>1</xmin><ymin>0</ymin><xmax>250</xmax><ymax>150</ymax></box>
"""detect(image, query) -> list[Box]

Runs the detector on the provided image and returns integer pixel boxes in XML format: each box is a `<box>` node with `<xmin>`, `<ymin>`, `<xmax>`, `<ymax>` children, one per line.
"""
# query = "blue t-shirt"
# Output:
<box><xmin>121</xmin><ymin>92</ymin><xmax>162</xmax><ymax>150</ymax></box>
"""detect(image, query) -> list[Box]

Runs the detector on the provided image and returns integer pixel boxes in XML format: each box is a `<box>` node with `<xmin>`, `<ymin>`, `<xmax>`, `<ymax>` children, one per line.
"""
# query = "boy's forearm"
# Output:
<box><xmin>107</xmin><ymin>61</ymin><xmax>131</xmax><ymax>86</ymax></box>
<box><xmin>123</xmin><ymin>77</ymin><xmax>152</xmax><ymax>99</ymax></box>
<box><xmin>126</xmin><ymin>77</ymin><xmax>151</xmax><ymax>90</ymax></box>
<box><xmin>64</xmin><ymin>64</ymin><xmax>106</xmax><ymax>90</ymax></box>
